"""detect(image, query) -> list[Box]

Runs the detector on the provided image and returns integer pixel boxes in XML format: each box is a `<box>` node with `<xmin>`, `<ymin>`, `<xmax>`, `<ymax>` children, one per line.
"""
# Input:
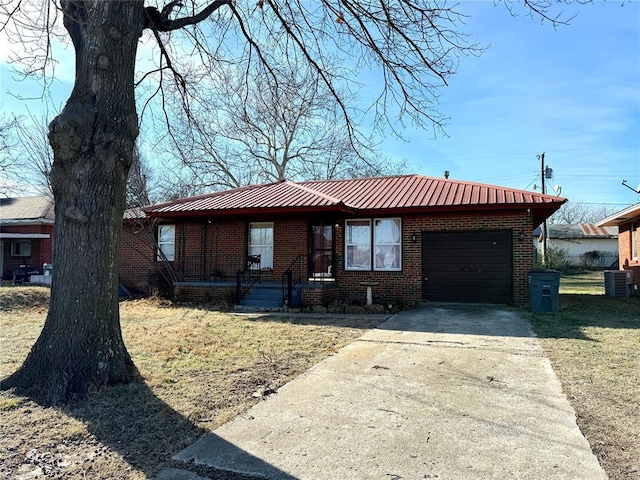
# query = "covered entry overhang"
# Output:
<box><xmin>0</xmin><ymin>233</ymin><xmax>51</xmax><ymax>239</ymax></box>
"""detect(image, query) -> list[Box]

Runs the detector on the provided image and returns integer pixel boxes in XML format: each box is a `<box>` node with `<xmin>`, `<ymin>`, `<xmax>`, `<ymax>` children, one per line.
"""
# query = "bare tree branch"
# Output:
<box><xmin>143</xmin><ymin>0</ymin><xmax>231</xmax><ymax>31</ymax></box>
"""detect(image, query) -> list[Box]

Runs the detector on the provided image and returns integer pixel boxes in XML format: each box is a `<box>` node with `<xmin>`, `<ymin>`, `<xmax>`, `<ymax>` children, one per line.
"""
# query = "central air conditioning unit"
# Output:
<box><xmin>604</xmin><ymin>270</ymin><xmax>632</xmax><ymax>298</ymax></box>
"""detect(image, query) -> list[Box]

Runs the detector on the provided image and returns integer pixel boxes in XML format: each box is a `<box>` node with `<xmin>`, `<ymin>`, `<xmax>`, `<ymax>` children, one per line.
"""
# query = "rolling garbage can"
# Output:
<box><xmin>529</xmin><ymin>269</ymin><xmax>560</xmax><ymax>313</ymax></box>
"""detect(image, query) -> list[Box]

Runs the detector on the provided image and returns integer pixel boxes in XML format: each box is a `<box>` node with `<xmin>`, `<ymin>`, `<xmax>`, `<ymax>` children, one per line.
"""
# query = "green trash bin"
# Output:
<box><xmin>529</xmin><ymin>269</ymin><xmax>560</xmax><ymax>313</ymax></box>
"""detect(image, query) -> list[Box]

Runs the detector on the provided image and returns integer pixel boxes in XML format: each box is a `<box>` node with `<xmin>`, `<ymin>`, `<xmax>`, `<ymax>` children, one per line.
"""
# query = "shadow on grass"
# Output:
<box><xmin>9</xmin><ymin>379</ymin><xmax>296</xmax><ymax>479</ymax></box>
<box><xmin>239</xmin><ymin>312</ymin><xmax>389</xmax><ymax>331</ymax></box>
<box><xmin>529</xmin><ymin>294</ymin><xmax>640</xmax><ymax>340</ymax></box>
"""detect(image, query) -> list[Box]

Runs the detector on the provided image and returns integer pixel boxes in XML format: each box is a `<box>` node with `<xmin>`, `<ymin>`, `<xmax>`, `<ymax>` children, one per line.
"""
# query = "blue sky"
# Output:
<box><xmin>379</xmin><ymin>1</ymin><xmax>640</xmax><ymax>207</ymax></box>
<box><xmin>1</xmin><ymin>1</ymin><xmax>639</xmax><ymax>207</ymax></box>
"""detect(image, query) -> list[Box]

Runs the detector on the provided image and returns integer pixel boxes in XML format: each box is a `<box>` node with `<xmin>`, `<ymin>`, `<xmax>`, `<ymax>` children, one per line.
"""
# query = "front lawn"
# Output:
<box><xmin>0</xmin><ymin>288</ymin><xmax>382</xmax><ymax>479</ymax></box>
<box><xmin>528</xmin><ymin>272</ymin><xmax>640</xmax><ymax>480</ymax></box>
<box><xmin>2</xmin><ymin>280</ymin><xmax>638</xmax><ymax>480</ymax></box>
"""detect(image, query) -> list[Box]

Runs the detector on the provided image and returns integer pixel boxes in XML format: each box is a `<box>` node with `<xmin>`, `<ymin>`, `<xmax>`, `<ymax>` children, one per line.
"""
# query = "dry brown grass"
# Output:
<box><xmin>0</xmin><ymin>288</ymin><xmax>382</xmax><ymax>479</ymax></box>
<box><xmin>529</xmin><ymin>274</ymin><xmax>640</xmax><ymax>480</ymax></box>
<box><xmin>4</xmin><ymin>281</ymin><xmax>639</xmax><ymax>479</ymax></box>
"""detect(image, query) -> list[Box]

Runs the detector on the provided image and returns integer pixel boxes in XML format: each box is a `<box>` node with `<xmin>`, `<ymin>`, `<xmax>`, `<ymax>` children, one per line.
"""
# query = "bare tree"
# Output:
<box><xmin>548</xmin><ymin>202</ymin><xmax>620</xmax><ymax>225</ymax></box>
<box><xmin>165</xmin><ymin>59</ymin><xmax>404</xmax><ymax>188</ymax></box>
<box><xmin>153</xmin><ymin>163</ymin><xmax>211</xmax><ymax>201</ymax></box>
<box><xmin>0</xmin><ymin>114</ymin><xmax>22</xmax><ymax>195</ymax></box>
<box><xmin>10</xmin><ymin>113</ymin><xmax>154</xmax><ymax>206</ymax></box>
<box><xmin>12</xmin><ymin>113</ymin><xmax>55</xmax><ymax>196</ymax></box>
<box><xmin>126</xmin><ymin>146</ymin><xmax>153</xmax><ymax>208</ymax></box>
<box><xmin>0</xmin><ymin>0</ymin><xmax>582</xmax><ymax>404</ymax></box>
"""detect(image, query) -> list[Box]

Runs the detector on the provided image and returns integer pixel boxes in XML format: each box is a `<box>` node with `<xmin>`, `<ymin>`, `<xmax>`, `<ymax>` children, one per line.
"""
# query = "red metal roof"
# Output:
<box><xmin>143</xmin><ymin>175</ymin><xmax>566</xmax><ymax>219</ymax></box>
<box><xmin>297</xmin><ymin>175</ymin><xmax>558</xmax><ymax>210</ymax></box>
<box><xmin>548</xmin><ymin>223</ymin><xmax>618</xmax><ymax>239</ymax></box>
<box><xmin>146</xmin><ymin>181</ymin><xmax>349</xmax><ymax>215</ymax></box>
<box><xmin>580</xmin><ymin>224</ymin><xmax>617</xmax><ymax>237</ymax></box>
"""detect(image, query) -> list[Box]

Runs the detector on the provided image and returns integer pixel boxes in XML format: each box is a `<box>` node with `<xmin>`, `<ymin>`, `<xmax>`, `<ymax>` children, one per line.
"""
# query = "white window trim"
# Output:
<box><xmin>344</xmin><ymin>217</ymin><xmax>403</xmax><ymax>272</ymax></box>
<box><xmin>11</xmin><ymin>240</ymin><xmax>31</xmax><ymax>257</ymax></box>
<box><xmin>157</xmin><ymin>224</ymin><xmax>175</xmax><ymax>262</ymax></box>
<box><xmin>345</xmin><ymin>219</ymin><xmax>372</xmax><ymax>271</ymax></box>
<box><xmin>632</xmin><ymin>221</ymin><xmax>638</xmax><ymax>261</ymax></box>
<box><xmin>249</xmin><ymin>222</ymin><xmax>274</xmax><ymax>269</ymax></box>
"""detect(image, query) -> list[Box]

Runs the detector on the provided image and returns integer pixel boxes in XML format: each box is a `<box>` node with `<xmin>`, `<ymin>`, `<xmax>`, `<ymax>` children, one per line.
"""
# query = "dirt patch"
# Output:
<box><xmin>0</xmin><ymin>290</ymin><xmax>382</xmax><ymax>479</ymax></box>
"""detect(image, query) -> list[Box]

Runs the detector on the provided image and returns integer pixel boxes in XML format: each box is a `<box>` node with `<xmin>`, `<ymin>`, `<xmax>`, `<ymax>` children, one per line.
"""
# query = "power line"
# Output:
<box><xmin>444</xmin><ymin>144</ymin><xmax>640</xmax><ymax>163</ymax></box>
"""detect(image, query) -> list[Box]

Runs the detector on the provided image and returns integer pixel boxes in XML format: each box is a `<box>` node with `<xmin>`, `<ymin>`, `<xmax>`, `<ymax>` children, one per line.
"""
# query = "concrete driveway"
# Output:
<box><xmin>171</xmin><ymin>305</ymin><xmax>606</xmax><ymax>480</ymax></box>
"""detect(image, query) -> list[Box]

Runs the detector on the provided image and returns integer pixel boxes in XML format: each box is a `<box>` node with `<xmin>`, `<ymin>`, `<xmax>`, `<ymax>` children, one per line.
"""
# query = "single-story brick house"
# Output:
<box><xmin>597</xmin><ymin>202</ymin><xmax>640</xmax><ymax>293</ymax></box>
<box><xmin>0</xmin><ymin>196</ymin><xmax>54</xmax><ymax>281</ymax></box>
<box><xmin>119</xmin><ymin>175</ymin><xmax>566</xmax><ymax>308</ymax></box>
<box><xmin>0</xmin><ymin>196</ymin><xmax>55</xmax><ymax>283</ymax></box>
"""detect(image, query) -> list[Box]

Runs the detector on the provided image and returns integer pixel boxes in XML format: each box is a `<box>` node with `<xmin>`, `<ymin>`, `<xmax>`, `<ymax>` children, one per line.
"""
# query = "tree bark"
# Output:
<box><xmin>2</xmin><ymin>1</ymin><xmax>144</xmax><ymax>405</ymax></box>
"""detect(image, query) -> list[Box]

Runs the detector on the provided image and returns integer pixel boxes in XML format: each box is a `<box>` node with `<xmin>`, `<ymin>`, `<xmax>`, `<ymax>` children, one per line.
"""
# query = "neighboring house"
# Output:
<box><xmin>0</xmin><ymin>196</ymin><xmax>54</xmax><ymax>282</ymax></box>
<box><xmin>597</xmin><ymin>203</ymin><xmax>640</xmax><ymax>290</ymax></box>
<box><xmin>544</xmin><ymin>223</ymin><xmax>618</xmax><ymax>268</ymax></box>
<box><xmin>119</xmin><ymin>175</ymin><xmax>565</xmax><ymax>308</ymax></box>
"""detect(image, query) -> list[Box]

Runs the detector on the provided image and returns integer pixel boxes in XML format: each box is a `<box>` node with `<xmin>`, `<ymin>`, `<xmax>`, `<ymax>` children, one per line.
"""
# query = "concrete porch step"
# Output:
<box><xmin>239</xmin><ymin>282</ymin><xmax>284</xmax><ymax>309</ymax></box>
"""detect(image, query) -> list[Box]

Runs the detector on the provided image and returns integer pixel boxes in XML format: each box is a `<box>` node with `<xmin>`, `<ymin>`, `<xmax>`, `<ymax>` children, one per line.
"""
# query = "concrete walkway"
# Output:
<box><xmin>171</xmin><ymin>305</ymin><xmax>607</xmax><ymax>480</ymax></box>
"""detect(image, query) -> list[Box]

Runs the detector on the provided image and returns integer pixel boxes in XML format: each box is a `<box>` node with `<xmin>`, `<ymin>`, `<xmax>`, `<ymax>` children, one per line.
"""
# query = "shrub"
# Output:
<box><xmin>536</xmin><ymin>246</ymin><xmax>572</xmax><ymax>272</ymax></box>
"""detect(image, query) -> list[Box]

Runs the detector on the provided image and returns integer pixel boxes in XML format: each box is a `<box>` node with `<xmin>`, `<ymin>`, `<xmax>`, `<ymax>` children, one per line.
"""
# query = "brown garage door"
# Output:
<box><xmin>422</xmin><ymin>230</ymin><xmax>513</xmax><ymax>304</ymax></box>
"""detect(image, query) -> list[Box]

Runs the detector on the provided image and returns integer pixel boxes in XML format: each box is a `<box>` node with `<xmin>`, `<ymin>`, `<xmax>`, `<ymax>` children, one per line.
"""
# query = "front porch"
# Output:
<box><xmin>168</xmin><ymin>235</ymin><xmax>338</xmax><ymax>308</ymax></box>
<box><xmin>173</xmin><ymin>279</ymin><xmax>339</xmax><ymax>310</ymax></box>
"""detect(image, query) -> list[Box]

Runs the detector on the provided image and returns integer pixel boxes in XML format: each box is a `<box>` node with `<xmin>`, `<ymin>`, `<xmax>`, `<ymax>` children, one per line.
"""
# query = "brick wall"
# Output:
<box><xmin>174</xmin><ymin>284</ymin><xmax>235</xmax><ymax>304</ymax></box>
<box><xmin>119</xmin><ymin>210</ymin><xmax>535</xmax><ymax>306</ymax></box>
<box><xmin>334</xmin><ymin>210</ymin><xmax>534</xmax><ymax>307</ymax></box>
<box><xmin>119</xmin><ymin>221</ymin><xmax>163</xmax><ymax>293</ymax></box>
<box><xmin>274</xmin><ymin>218</ymin><xmax>308</xmax><ymax>275</ymax></box>
<box><xmin>302</xmin><ymin>283</ymin><xmax>340</xmax><ymax>307</ymax></box>
<box><xmin>618</xmin><ymin>221</ymin><xmax>640</xmax><ymax>288</ymax></box>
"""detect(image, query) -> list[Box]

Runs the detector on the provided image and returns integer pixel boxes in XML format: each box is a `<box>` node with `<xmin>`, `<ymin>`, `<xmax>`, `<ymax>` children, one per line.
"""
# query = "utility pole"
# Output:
<box><xmin>540</xmin><ymin>153</ymin><xmax>547</xmax><ymax>266</ymax></box>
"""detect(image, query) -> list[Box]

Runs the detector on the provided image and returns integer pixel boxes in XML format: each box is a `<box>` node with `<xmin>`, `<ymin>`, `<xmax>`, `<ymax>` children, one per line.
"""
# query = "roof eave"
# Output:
<box><xmin>596</xmin><ymin>203</ymin><xmax>640</xmax><ymax>227</ymax></box>
<box><xmin>144</xmin><ymin>204</ymin><xmax>356</xmax><ymax>219</ymax></box>
<box><xmin>355</xmin><ymin>200</ymin><xmax>564</xmax><ymax>217</ymax></box>
<box><xmin>0</xmin><ymin>218</ymin><xmax>55</xmax><ymax>226</ymax></box>
<box><xmin>143</xmin><ymin>199</ymin><xmax>565</xmax><ymax>223</ymax></box>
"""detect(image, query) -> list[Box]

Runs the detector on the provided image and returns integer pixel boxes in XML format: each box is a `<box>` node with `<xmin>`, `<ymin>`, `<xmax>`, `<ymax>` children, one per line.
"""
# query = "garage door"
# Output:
<box><xmin>422</xmin><ymin>230</ymin><xmax>513</xmax><ymax>304</ymax></box>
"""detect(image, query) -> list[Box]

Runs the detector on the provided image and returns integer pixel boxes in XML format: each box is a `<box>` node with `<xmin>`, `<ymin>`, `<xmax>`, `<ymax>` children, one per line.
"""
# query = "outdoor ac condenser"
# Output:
<box><xmin>603</xmin><ymin>270</ymin><xmax>632</xmax><ymax>298</ymax></box>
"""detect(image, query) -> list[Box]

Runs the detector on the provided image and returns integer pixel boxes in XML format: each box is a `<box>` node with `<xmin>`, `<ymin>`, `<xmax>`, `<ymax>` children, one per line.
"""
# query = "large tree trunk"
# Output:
<box><xmin>3</xmin><ymin>1</ymin><xmax>144</xmax><ymax>405</ymax></box>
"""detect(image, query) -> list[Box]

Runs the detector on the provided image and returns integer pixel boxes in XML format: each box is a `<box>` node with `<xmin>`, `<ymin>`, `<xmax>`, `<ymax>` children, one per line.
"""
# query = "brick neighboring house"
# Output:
<box><xmin>597</xmin><ymin>203</ymin><xmax>640</xmax><ymax>292</ymax></box>
<box><xmin>119</xmin><ymin>175</ymin><xmax>566</xmax><ymax>308</ymax></box>
<box><xmin>0</xmin><ymin>196</ymin><xmax>54</xmax><ymax>282</ymax></box>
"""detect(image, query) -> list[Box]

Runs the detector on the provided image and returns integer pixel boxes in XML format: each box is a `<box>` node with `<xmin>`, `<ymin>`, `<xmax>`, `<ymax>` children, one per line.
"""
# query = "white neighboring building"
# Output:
<box><xmin>541</xmin><ymin>223</ymin><xmax>618</xmax><ymax>268</ymax></box>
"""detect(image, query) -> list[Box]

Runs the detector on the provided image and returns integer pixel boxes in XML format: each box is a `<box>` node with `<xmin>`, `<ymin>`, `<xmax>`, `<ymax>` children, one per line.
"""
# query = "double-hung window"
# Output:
<box><xmin>249</xmin><ymin>222</ymin><xmax>274</xmax><ymax>269</ymax></box>
<box><xmin>374</xmin><ymin>218</ymin><xmax>401</xmax><ymax>271</ymax></box>
<box><xmin>633</xmin><ymin>221</ymin><xmax>638</xmax><ymax>261</ymax></box>
<box><xmin>345</xmin><ymin>218</ymin><xmax>401</xmax><ymax>271</ymax></box>
<box><xmin>157</xmin><ymin>224</ymin><xmax>175</xmax><ymax>261</ymax></box>
<box><xmin>345</xmin><ymin>219</ymin><xmax>371</xmax><ymax>270</ymax></box>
